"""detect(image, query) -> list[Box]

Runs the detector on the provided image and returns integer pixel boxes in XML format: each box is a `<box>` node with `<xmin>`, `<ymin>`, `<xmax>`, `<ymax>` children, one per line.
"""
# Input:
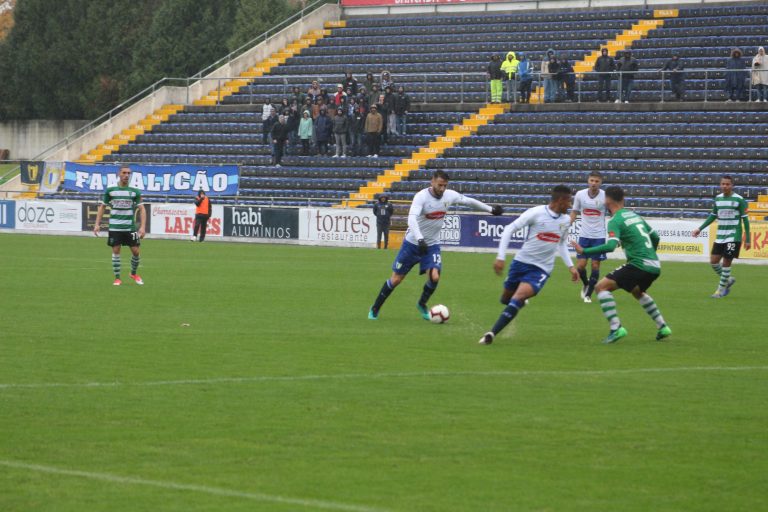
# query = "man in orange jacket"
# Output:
<box><xmin>191</xmin><ymin>189</ymin><xmax>212</xmax><ymax>242</ymax></box>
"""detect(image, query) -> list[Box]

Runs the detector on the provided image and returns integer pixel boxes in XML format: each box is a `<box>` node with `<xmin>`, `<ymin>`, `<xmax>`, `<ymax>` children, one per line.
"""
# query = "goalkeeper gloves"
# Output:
<box><xmin>491</xmin><ymin>205</ymin><xmax>504</xmax><ymax>216</ymax></box>
<box><xmin>417</xmin><ymin>239</ymin><xmax>429</xmax><ymax>255</ymax></box>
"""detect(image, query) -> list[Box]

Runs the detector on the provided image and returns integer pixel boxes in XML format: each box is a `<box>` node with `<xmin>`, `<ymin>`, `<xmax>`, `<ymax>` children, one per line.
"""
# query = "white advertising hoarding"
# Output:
<box><xmin>15</xmin><ymin>201</ymin><xmax>82</xmax><ymax>232</ymax></box>
<box><xmin>149</xmin><ymin>203</ymin><xmax>224</xmax><ymax>238</ymax></box>
<box><xmin>299</xmin><ymin>208</ymin><xmax>377</xmax><ymax>244</ymax></box>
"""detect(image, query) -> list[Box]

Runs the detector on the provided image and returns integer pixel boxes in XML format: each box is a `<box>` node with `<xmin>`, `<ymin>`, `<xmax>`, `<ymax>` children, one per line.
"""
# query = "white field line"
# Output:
<box><xmin>1</xmin><ymin>366</ymin><xmax>767</xmax><ymax>391</ymax></box>
<box><xmin>0</xmin><ymin>460</ymin><xmax>389</xmax><ymax>512</ymax></box>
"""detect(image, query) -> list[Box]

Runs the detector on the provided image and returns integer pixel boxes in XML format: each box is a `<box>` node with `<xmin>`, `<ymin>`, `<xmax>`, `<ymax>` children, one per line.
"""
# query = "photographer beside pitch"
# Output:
<box><xmin>191</xmin><ymin>189</ymin><xmax>212</xmax><ymax>242</ymax></box>
<box><xmin>93</xmin><ymin>165</ymin><xmax>146</xmax><ymax>286</ymax></box>
<box><xmin>368</xmin><ymin>170</ymin><xmax>503</xmax><ymax>320</ymax></box>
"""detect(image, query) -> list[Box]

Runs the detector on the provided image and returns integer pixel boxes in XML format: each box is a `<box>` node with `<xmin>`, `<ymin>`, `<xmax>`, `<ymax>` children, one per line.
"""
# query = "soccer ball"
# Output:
<box><xmin>429</xmin><ymin>304</ymin><xmax>450</xmax><ymax>324</ymax></box>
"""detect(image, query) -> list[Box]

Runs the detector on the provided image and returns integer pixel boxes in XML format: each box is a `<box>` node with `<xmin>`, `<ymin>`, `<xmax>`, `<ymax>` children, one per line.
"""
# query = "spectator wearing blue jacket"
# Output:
<box><xmin>516</xmin><ymin>53</ymin><xmax>533</xmax><ymax>103</ymax></box>
<box><xmin>314</xmin><ymin>107</ymin><xmax>333</xmax><ymax>156</ymax></box>
<box><xmin>725</xmin><ymin>48</ymin><xmax>747</xmax><ymax>102</ymax></box>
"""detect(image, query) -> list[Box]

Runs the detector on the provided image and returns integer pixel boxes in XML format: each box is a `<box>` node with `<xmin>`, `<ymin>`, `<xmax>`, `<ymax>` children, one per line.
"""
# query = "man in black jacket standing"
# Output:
<box><xmin>662</xmin><ymin>54</ymin><xmax>686</xmax><ymax>101</ymax></box>
<box><xmin>616</xmin><ymin>50</ymin><xmax>639</xmax><ymax>103</ymax></box>
<box><xmin>373</xmin><ymin>194</ymin><xmax>394</xmax><ymax>249</ymax></box>
<box><xmin>594</xmin><ymin>48</ymin><xmax>616</xmax><ymax>102</ymax></box>
<box><xmin>271</xmin><ymin>115</ymin><xmax>290</xmax><ymax>167</ymax></box>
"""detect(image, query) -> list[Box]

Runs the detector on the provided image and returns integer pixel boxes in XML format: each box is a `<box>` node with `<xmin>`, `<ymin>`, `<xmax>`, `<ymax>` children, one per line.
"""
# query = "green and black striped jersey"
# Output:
<box><xmin>102</xmin><ymin>186</ymin><xmax>142</xmax><ymax>232</ymax></box>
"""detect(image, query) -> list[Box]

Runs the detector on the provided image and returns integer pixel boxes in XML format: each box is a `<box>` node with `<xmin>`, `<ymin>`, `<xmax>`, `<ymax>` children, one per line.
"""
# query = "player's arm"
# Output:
<box><xmin>558</xmin><ymin>235</ymin><xmax>578</xmax><ymax>281</ymax></box>
<box><xmin>453</xmin><ymin>191</ymin><xmax>502</xmax><ymax>216</ymax></box>
<box><xmin>407</xmin><ymin>193</ymin><xmax>426</xmax><ymax>249</ymax></box>
<box><xmin>649</xmin><ymin>228</ymin><xmax>660</xmax><ymax>251</ymax></box>
<box><xmin>494</xmin><ymin>210</ymin><xmax>534</xmax><ymax>274</ymax></box>
<box><xmin>741</xmin><ymin>199</ymin><xmax>751</xmax><ymax>249</ymax></box>
<box><xmin>569</xmin><ymin>194</ymin><xmax>581</xmax><ymax>225</ymax></box>
<box><xmin>93</xmin><ymin>203</ymin><xmax>106</xmax><ymax>236</ymax></box>
<box><xmin>136</xmin><ymin>202</ymin><xmax>147</xmax><ymax>238</ymax></box>
<box><xmin>692</xmin><ymin>206</ymin><xmax>717</xmax><ymax>237</ymax></box>
<box><xmin>573</xmin><ymin>219</ymin><xmax>620</xmax><ymax>255</ymax></box>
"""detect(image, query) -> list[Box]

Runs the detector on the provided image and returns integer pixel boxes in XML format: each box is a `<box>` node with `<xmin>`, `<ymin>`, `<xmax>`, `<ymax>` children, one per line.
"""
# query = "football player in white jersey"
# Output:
<box><xmin>569</xmin><ymin>171</ymin><xmax>607</xmax><ymax>303</ymax></box>
<box><xmin>478</xmin><ymin>185</ymin><xmax>579</xmax><ymax>345</ymax></box>
<box><xmin>368</xmin><ymin>170</ymin><xmax>503</xmax><ymax>320</ymax></box>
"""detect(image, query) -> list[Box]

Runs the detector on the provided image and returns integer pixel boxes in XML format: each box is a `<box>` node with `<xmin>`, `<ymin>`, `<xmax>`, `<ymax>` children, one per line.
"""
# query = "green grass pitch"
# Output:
<box><xmin>1</xmin><ymin>233</ymin><xmax>766</xmax><ymax>511</ymax></box>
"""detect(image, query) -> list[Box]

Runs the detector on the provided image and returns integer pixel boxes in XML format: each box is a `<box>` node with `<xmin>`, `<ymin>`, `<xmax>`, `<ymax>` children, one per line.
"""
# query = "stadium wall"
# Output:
<box><xmin>44</xmin><ymin>3</ymin><xmax>340</xmax><ymax>164</ymax></box>
<box><xmin>2</xmin><ymin>200</ymin><xmax>767</xmax><ymax>263</ymax></box>
<box><xmin>0</xmin><ymin>120</ymin><xmax>89</xmax><ymax>159</ymax></box>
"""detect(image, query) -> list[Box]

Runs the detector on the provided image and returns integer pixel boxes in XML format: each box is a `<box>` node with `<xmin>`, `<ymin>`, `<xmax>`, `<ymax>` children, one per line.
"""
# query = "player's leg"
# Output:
<box><xmin>383</xmin><ymin>226</ymin><xmax>389</xmax><ymax>249</ymax></box>
<box><xmin>376</xmin><ymin>225</ymin><xmax>382</xmax><ymax>249</ymax></box>
<box><xmin>716</xmin><ymin>243</ymin><xmax>740</xmax><ymax>297</ymax></box>
<box><xmin>417</xmin><ymin>267</ymin><xmax>440</xmax><ymax>320</ymax></box>
<box><xmin>709</xmin><ymin>246</ymin><xmax>726</xmax><ymax>296</ymax></box>
<box><xmin>631</xmin><ymin>284</ymin><xmax>671</xmax><ymax>340</ymax></box>
<box><xmin>128</xmin><ymin>242</ymin><xmax>143</xmax><ymax>285</ymax></box>
<box><xmin>369</xmin><ymin>241</ymin><xmax>418</xmax><ymax>318</ymax></box>
<box><xmin>585</xmin><ymin>258</ymin><xmax>602</xmax><ymax>302</ymax></box>
<box><xmin>110</xmin><ymin>241</ymin><xmax>122</xmax><ymax>285</ymax></box>
<box><xmin>479</xmin><ymin>262</ymin><xmax>545</xmax><ymax>345</ymax></box>
<box><xmin>576</xmin><ymin>257</ymin><xmax>588</xmax><ymax>298</ymax></box>
<box><xmin>594</xmin><ymin>271</ymin><xmax>627</xmax><ymax>344</ymax></box>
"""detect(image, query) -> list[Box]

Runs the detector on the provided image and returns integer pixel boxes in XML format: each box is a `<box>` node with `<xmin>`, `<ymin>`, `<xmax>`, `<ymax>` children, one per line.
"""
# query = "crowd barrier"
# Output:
<box><xmin>2</xmin><ymin>199</ymin><xmax>766</xmax><ymax>261</ymax></box>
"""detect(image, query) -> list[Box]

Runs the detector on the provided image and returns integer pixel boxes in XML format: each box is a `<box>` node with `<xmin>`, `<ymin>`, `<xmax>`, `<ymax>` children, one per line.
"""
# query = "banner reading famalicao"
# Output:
<box><xmin>63</xmin><ymin>163</ymin><xmax>239</xmax><ymax>196</ymax></box>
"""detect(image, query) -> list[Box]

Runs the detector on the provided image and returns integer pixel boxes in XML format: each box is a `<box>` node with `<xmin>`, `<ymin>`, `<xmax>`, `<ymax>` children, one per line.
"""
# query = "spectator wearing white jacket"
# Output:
<box><xmin>752</xmin><ymin>46</ymin><xmax>768</xmax><ymax>102</ymax></box>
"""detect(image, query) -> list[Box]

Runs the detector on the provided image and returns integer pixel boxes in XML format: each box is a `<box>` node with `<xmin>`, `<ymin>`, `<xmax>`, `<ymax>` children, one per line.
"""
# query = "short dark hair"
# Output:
<box><xmin>432</xmin><ymin>170</ymin><xmax>450</xmax><ymax>181</ymax></box>
<box><xmin>605</xmin><ymin>186</ymin><xmax>625</xmax><ymax>202</ymax></box>
<box><xmin>721</xmin><ymin>175</ymin><xmax>734</xmax><ymax>183</ymax></box>
<box><xmin>588</xmin><ymin>171</ymin><xmax>602</xmax><ymax>179</ymax></box>
<box><xmin>551</xmin><ymin>185</ymin><xmax>572</xmax><ymax>201</ymax></box>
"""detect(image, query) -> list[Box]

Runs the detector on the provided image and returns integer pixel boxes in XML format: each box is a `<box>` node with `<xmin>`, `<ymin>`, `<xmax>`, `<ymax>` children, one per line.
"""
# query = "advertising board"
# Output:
<box><xmin>224</xmin><ymin>206</ymin><xmax>298</xmax><ymax>239</ymax></box>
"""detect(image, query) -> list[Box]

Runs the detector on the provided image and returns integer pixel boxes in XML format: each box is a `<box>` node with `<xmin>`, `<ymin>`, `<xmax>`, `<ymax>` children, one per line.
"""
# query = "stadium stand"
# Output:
<box><xmin>83</xmin><ymin>4</ymin><xmax>768</xmax><ymax>218</ymax></box>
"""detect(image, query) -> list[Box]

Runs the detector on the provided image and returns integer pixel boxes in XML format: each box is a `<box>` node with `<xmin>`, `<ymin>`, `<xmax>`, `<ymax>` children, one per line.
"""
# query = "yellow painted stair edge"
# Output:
<box><xmin>340</xmin><ymin>104</ymin><xmax>510</xmax><ymax>208</ymax></box>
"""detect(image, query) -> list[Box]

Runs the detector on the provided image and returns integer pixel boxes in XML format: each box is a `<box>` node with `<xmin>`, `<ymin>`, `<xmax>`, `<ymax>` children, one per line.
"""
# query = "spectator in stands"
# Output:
<box><xmin>333</xmin><ymin>84</ymin><xmax>347</xmax><ymax>106</ymax></box>
<box><xmin>311</xmin><ymin>97</ymin><xmax>323</xmax><ymax>120</ymax></box>
<box><xmin>292</xmin><ymin>86</ymin><xmax>305</xmax><ymax>107</ymax></box>
<box><xmin>376</xmin><ymin>93</ymin><xmax>390</xmax><ymax>145</ymax></box>
<box><xmin>365</xmin><ymin>104</ymin><xmax>383</xmax><ymax>157</ymax></box>
<box><xmin>501</xmin><ymin>51</ymin><xmax>520</xmax><ymax>102</ymax></box>
<box><xmin>541</xmin><ymin>49</ymin><xmax>556</xmax><ymax>103</ymax></box>
<box><xmin>368</xmin><ymin>84</ymin><xmax>381</xmax><ymax>110</ymax></box>
<box><xmin>517</xmin><ymin>53</ymin><xmax>533</xmax><ymax>103</ymax></box>
<box><xmin>280</xmin><ymin>97</ymin><xmax>291</xmax><ymax>114</ymax></box>
<box><xmin>320</xmin><ymin>87</ymin><xmax>331</xmax><ymax>105</ymax></box>
<box><xmin>594</xmin><ymin>48</ymin><xmax>615</xmax><ymax>102</ymax></box>
<box><xmin>364</xmin><ymin>72</ymin><xmax>376</xmax><ymax>93</ymax></box>
<box><xmin>661</xmin><ymin>54</ymin><xmax>685</xmax><ymax>101</ymax></box>
<box><xmin>751</xmin><ymin>46</ymin><xmax>767</xmax><ymax>102</ymax></box>
<box><xmin>547</xmin><ymin>54</ymin><xmax>561</xmax><ymax>102</ymax></box>
<box><xmin>263</xmin><ymin>107</ymin><xmax>277</xmax><ymax>146</ymax></box>
<box><xmin>261</xmin><ymin>97</ymin><xmax>273</xmax><ymax>131</ymax></box>
<box><xmin>344</xmin><ymin>72</ymin><xmax>359</xmax><ymax>95</ymax></box>
<box><xmin>286</xmin><ymin>103</ymin><xmax>300</xmax><ymax>152</ymax></box>
<box><xmin>307</xmin><ymin>80</ymin><xmax>322</xmax><ymax>102</ymax></box>
<box><xmin>616</xmin><ymin>50</ymin><xmax>639</xmax><ymax>103</ymax></box>
<box><xmin>725</xmin><ymin>48</ymin><xmax>747</xmax><ymax>102</ymax></box>
<box><xmin>393</xmin><ymin>86</ymin><xmax>411</xmax><ymax>135</ymax></box>
<box><xmin>559</xmin><ymin>58</ymin><xmax>576</xmax><ymax>102</ymax></box>
<box><xmin>303</xmin><ymin>96</ymin><xmax>313</xmax><ymax>116</ymax></box>
<box><xmin>381</xmin><ymin>70</ymin><xmax>393</xmax><ymax>90</ymax></box>
<box><xmin>333</xmin><ymin>107</ymin><xmax>349</xmax><ymax>158</ymax></box>
<box><xmin>299</xmin><ymin>110</ymin><xmax>313</xmax><ymax>155</ymax></box>
<box><xmin>349</xmin><ymin>104</ymin><xmax>365</xmax><ymax>156</ymax></box>
<box><xmin>488</xmin><ymin>54</ymin><xmax>504</xmax><ymax>103</ymax></box>
<box><xmin>383</xmin><ymin>86</ymin><xmax>397</xmax><ymax>137</ymax></box>
<box><xmin>271</xmin><ymin>115</ymin><xmax>290</xmax><ymax>167</ymax></box>
<box><xmin>314</xmin><ymin>106</ymin><xmax>333</xmax><ymax>156</ymax></box>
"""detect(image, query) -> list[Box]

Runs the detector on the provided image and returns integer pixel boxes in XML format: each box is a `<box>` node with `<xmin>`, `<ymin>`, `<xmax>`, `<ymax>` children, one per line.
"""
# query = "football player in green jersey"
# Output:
<box><xmin>692</xmin><ymin>175</ymin><xmax>751</xmax><ymax>298</ymax></box>
<box><xmin>93</xmin><ymin>166</ymin><xmax>147</xmax><ymax>286</ymax></box>
<box><xmin>572</xmin><ymin>186</ymin><xmax>671</xmax><ymax>344</ymax></box>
